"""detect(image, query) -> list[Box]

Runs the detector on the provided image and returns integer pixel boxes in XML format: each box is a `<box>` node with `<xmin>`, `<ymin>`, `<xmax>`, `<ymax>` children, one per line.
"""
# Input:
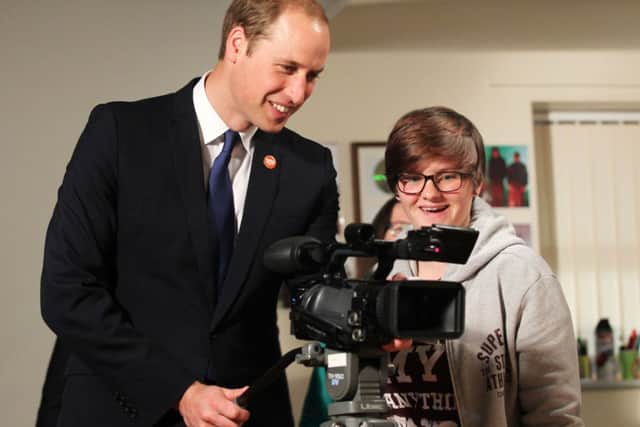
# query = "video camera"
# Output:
<box><xmin>237</xmin><ymin>223</ymin><xmax>478</xmax><ymax>425</ymax></box>
<box><xmin>264</xmin><ymin>223</ymin><xmax>479</xmax><ymax>352</ymax></box>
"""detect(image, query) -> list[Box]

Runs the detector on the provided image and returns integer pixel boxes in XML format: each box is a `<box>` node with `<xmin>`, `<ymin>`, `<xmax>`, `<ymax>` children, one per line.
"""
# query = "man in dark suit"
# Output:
<box><xmin>39</xmin><ymin>1</ymin><xmax>336</xmax><ymax>426</ymax></box>
<box><xmin>36</xmin><ymin>340</ymin><xmax>70</xmax><ymax>427</ymax></box>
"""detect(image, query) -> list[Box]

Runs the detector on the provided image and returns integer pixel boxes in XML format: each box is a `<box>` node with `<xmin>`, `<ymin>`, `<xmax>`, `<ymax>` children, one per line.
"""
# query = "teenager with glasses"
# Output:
<box><xmin>382</xmin><ymin>107</ymin><xmax>583</xmax><ymax>426</ymax></box>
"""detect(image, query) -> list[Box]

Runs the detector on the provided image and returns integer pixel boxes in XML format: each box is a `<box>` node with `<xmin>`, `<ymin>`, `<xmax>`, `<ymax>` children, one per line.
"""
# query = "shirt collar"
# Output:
<box><xmin>192</xmin><ymin>71</ymin><xmax>257</xmax><ymax>150</ymax></box>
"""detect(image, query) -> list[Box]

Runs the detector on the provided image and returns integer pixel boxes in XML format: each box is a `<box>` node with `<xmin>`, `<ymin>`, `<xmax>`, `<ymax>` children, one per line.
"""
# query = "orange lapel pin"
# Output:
<box><xmin>263</xmin><ymin>155</ymin><xmax>277</xmax><ymax>170</ymax></box>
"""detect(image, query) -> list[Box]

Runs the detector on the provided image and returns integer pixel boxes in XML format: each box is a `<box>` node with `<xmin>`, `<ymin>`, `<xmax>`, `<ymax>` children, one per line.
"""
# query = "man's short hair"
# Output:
<box><xmin>218</xmin><ymin>0</ymin><xmax>328</xmax><ymax>59</ymax></box>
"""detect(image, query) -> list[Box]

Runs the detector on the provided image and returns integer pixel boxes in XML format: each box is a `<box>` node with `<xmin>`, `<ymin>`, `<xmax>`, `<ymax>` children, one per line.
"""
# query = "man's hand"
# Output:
<box><xmin>178</xmin><ymin>381</ymin><xmax>250</xmax><ymax>427</ymax></box>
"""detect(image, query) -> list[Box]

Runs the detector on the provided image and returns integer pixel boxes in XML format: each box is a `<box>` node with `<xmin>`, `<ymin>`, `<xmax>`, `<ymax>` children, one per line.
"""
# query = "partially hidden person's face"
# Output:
<box><xmin>396</xmin><ymin>157</ymin><xmax>480</xmax><ymax>229</ymax></box>
<box><xmin>230</xmin><ymin>8</ymin><xmax>330</xmax><ymax>133</ymax></box>
<box><xmin>383</xmin><ymin>203</ymin><xmax>412</xmax><ymax>241</ymax></box>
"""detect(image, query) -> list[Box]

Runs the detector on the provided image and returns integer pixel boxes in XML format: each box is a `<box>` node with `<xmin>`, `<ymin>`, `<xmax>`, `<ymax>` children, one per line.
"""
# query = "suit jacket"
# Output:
<box><xmin>40</xmin><ymin>79</ymin><xmax>338</xmax><ymax>427</ymax></box>
<box><xmin>36</xmin><ymin>339</ymin><xmax>70</xmax><ymax>427</ymax></box>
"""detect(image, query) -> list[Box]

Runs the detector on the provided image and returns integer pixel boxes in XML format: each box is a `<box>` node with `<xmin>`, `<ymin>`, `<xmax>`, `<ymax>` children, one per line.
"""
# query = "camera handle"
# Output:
<box><xmin>235</xmin><ymin>346</ymin><xmax>302</xmax><ymax>408</ymax></box>
<box><xmin>297</xmin><ymin>343</ymin><xmax>399</xmax><ymax>427</ymax></box>
<box><xmin>236</xmin><ymin>342</ymin><xmax>398</xmax><ymax>426</ymax></box>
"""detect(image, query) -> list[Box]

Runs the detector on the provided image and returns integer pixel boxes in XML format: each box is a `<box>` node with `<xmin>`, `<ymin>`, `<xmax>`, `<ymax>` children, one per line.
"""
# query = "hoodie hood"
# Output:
<box><xmin>444</xmin><ymin>197</ymin><xmax>526</xmax><ymax>284</ymax></box>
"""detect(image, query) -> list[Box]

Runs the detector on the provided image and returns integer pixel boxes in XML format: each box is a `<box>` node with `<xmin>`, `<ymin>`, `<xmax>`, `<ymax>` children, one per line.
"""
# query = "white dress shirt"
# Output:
<box><xmin>192</xmin><ymin>71</ymin><xmax>257</xmax><ymax>232</ymax></box>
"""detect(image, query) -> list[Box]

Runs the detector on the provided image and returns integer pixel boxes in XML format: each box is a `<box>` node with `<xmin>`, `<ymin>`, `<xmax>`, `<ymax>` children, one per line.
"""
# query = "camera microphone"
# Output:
<box><xmin>263</xmin><ymin>236</ymin><xmax>328</xmax><ymax>275</ymax></box>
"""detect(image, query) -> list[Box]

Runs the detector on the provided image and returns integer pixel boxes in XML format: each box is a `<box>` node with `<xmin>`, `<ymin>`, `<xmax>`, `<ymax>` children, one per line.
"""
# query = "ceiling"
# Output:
<box><xmin>348</xmin><ymin>0</ymin><xmax>421</xmax><ymax>4</ymax></box>
<box><xmin>325</xmin><ymin>0</ymin><xmax>640</xmax><ymax>51</ymax></box>
<box><xmin>321</xmin><ymin>0</ymin><xmax>420</xmax><ymax>18</ymax></box>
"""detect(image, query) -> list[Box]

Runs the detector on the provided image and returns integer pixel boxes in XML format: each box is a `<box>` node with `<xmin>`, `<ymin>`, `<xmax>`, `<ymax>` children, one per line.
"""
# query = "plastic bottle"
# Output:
<box><xmin>595</xmin><ymin>318</ymin><xmax>616</xmax><ymax>381</ymax></box>
<box><xmin>577</xmin><ymin>338</ymin><xmax>591</xmax><ymax>379</ymax></box>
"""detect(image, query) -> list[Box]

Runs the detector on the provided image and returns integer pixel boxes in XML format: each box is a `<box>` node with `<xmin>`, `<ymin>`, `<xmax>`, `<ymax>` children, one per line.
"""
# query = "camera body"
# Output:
<box><xmin>290</xmin><ymin>277</ymin><xmax>465</xmax><ymax>351</ymax></box>
<box><xmin>265</xmin><ymin>223</ymin><xmax>478</xmax><ymax>352</ymax></box>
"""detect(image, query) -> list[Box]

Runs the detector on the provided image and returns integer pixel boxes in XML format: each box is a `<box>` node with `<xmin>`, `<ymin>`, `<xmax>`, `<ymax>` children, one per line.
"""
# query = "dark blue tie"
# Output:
<box><xmin>208</xmin><ymin>129</ymin><xmax>237</xmax><ymax>292</ymax></box>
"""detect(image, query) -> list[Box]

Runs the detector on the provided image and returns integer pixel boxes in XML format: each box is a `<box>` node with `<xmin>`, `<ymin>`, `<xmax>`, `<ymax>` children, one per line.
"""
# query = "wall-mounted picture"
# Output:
<box><xmin>351</xmin><ymin>142</ymin><xmax>392</xmax><ymax>223</ymax></box>
<box><xmin>483</xmin><ymin>144</ymin><xmax>529</xmax><ymax>208</ymax></box>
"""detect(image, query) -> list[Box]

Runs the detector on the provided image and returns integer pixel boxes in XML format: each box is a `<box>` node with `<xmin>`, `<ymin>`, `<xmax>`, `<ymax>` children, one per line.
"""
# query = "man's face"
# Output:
<box><xmin>229</xmin><ymin>8</ymin><xmax>330</xmax><ymax>133</ymax></box>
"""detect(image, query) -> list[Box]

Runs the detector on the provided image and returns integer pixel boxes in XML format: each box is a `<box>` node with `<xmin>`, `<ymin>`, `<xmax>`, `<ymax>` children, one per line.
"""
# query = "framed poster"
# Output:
<box><xmin>483</xmin><ymin>145</ymin><xmax>530</xmax><ymax>208</ymax></box>
<box><xmin>351</xmin><ymin>142</ymin><xmax>393</xmax><ymax>223</ymax></box>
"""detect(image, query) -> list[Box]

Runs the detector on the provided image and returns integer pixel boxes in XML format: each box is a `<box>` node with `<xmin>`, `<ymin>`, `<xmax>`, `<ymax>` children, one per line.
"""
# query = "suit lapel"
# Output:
<box><xmin>169</xmin><ymin>79</ymin><xmax>216</xmax><ymax>310</ymax></box>
<box><xmin>211</xmin><ymin>130</ymin><xmax>282</xmax><ymax>329</ymax></box>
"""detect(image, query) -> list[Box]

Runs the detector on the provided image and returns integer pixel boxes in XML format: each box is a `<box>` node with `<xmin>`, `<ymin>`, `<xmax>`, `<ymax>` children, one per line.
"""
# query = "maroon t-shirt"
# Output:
<box><xmin>384</xmin><ymin>341</ymin><xmax>460</xmax><ymax>426</ymax></box>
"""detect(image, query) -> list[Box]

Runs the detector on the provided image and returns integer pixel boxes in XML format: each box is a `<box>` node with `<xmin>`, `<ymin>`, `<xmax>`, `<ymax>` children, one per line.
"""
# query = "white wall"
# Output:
<box><xmin>0</xmin><ymin>0</ymin><xmax>231</xmax><ymax>424</ymax></box>
<box><xmin>2</xmin><ymin>1</ymin><xmax>640</xmax><ymax>426</ymax></box>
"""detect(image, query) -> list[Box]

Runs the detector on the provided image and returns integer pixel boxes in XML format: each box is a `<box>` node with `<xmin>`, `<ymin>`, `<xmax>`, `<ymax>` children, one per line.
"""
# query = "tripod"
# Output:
<box><xmin>297</xmin><ymin>342</ymin><xmax>398</xmax><ymax>427</ymax></box>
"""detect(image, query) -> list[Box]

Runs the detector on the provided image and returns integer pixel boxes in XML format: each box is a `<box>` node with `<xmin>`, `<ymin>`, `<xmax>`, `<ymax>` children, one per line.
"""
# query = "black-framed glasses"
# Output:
<box><xmin>396</xmin><ymin>171</ymin><xmax>472</xmax><ymax>195</ymax></box>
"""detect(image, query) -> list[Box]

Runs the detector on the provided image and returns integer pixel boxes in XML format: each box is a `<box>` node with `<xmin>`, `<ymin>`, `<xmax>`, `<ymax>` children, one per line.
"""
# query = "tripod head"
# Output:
<box><xmin>297</xmin><ymin>342</ymin><xmax>397</xmax><ymax>427</ymax></box>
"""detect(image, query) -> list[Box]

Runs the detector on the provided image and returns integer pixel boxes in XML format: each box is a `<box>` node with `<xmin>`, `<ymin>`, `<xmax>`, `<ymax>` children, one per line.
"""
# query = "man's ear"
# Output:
<box><xmin>226</xmin><ymin>26</ymin><xmax>247</xmax><ymax>63</ymax></box>
<box><xmin>474</xmin><ymin>181</ymin><xmax>484</xmax><ymax>196</ymax></box>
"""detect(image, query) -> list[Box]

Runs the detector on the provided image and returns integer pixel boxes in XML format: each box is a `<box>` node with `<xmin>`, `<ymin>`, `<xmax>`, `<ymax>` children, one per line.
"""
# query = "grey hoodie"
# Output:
<box><xmin>390</xmin><ymin>197</ymin><xmax>583</xmax><ymax>426</ymax></box>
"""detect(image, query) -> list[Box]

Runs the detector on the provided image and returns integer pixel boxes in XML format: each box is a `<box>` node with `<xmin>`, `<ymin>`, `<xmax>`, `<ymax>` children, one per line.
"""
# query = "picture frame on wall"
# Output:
<box><xmin>351</xmin><ymin>142</ymin><xmax>394</xmax><ymax>223</ymax></box>
<box><xmin>483</xmin><ymin>144</ymin><xmax>530</xmax><ymax>208</ymax></box>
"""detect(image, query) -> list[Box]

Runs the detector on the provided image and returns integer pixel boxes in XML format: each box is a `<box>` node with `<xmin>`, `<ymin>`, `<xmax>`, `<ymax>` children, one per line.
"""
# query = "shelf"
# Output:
<box><xmin>581</xmin><ymin>379</ymin><xmax>640</xmax><ymax>390</ymax></box>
